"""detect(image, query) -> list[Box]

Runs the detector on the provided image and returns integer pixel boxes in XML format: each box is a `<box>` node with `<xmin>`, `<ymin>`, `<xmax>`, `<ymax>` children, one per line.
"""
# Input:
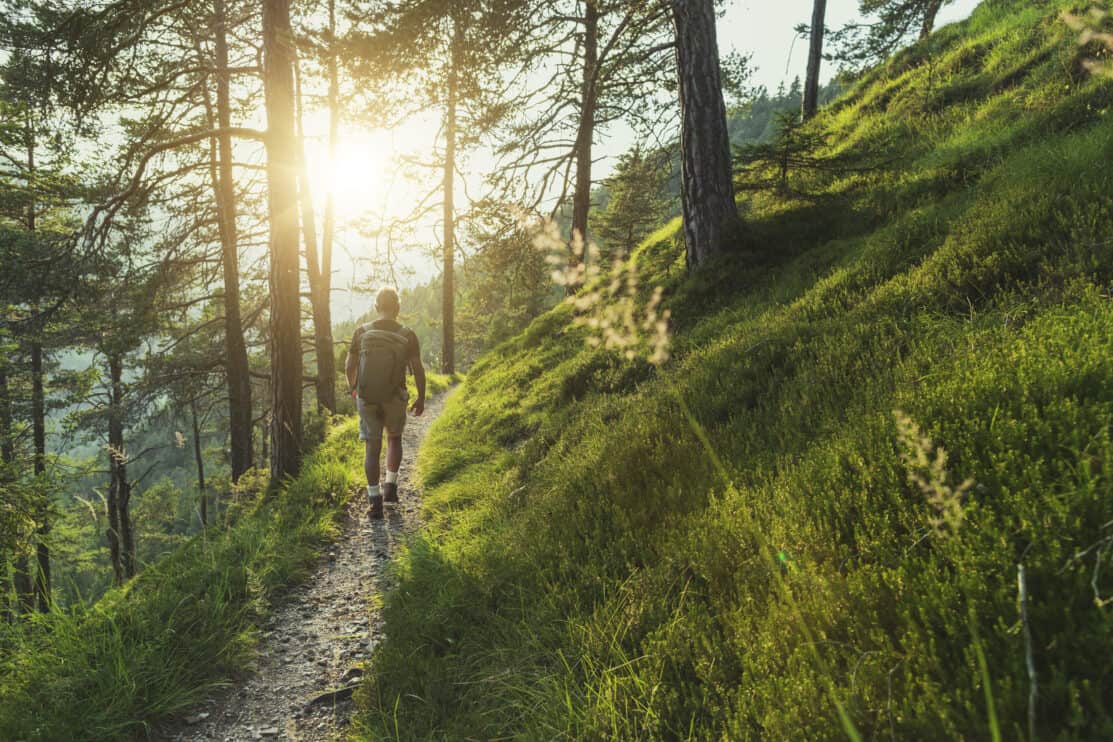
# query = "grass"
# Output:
<box><xmin>352</xmin><ymin>2</ymin><xmax>1113</xmax><ymax>739</ymax></box>
<box><xmin>0</xmin><ymin>372</ymin><xmax>454</xmax><ymax>741</ymax></box>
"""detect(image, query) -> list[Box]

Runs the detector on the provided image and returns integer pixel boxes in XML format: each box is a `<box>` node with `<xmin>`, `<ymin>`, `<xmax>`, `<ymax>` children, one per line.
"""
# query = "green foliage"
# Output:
<box><xmin>458</xmin><ymin>203</ymin><xmax>557</xmax><ymax>360</ymax></box>
<box><xmin>831</xmin><ymin>0</ymin><xmax>958</xmax><ymax>71</ymax></box>
<box><xmin>0</xmin><ymin>417</ymin><xmax>364</xmax><ymax>740</ymax></box>
<box><xmin>734</xmin><ymin>110</ymin><xmax>834</xmax><ymax>189</ymax></box>
<box><xmin>590</xmin><ymin>146</ymin><xmax>673</xmax><ymax>260</ymax></box>
<box><xmin>352</xmin><ymin>3</ymin><xmax>1113</xmax><ymax>739</ymax></box>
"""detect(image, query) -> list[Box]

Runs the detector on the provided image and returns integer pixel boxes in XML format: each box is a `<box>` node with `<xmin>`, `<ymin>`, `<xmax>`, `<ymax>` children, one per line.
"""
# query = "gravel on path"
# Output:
<box><xmin>160</xmin><ymin>393</ymin><xmax>446</xmax><ymax>742</ymax></box>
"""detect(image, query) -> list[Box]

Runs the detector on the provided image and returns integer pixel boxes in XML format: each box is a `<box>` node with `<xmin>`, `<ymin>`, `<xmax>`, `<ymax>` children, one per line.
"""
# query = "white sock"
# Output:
<box><xmin>367</xmin><ymin>484</ymin><xmax>380</xmax><ymax>499</ymax></box>
<box><xmin>385</xmin><ymin>470</ymin><xmax>399</xmax><ymax>485</ymax></box>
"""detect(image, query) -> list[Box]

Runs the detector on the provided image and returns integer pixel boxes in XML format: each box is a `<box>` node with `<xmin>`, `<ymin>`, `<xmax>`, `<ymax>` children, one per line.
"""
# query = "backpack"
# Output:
<box><xmin>357</xmin><ymin>324</ymin><xmax>410</xmax><ymax>404</ymax></box>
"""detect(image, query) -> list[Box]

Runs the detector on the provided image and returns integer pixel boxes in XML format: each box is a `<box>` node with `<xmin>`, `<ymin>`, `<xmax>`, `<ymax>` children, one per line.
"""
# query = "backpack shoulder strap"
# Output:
<box><xmin>362</xmin><ymin>327</ymin><xmax>409</xmax><ymax>346</ymax></box>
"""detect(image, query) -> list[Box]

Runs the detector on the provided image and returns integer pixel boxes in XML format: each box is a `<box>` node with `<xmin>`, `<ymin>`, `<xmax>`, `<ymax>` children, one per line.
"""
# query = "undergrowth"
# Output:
<box><xmin>0</xmin><ymin>372</ymin><xmax>454</xmax><ymax>740</ymax></box>
<box><xmin>353</xmin><ymin>2</ymin><xmax>1113</xmax><ymax>739</ymax></box>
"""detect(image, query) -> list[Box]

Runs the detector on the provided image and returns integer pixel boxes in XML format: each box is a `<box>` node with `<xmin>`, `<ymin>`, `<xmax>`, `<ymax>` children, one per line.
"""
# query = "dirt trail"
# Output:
<box><xmin>161</xmin><ymin>394</ymin><xmax>445</xmax><ymax>742</ymax></box>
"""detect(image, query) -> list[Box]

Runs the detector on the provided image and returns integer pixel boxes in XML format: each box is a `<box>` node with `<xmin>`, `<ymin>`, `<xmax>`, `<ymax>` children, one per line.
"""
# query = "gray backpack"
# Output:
<box><xmin>357</xmin><ymin>324</ymin><xmax>410</xmax><ymax>404</ymax></box>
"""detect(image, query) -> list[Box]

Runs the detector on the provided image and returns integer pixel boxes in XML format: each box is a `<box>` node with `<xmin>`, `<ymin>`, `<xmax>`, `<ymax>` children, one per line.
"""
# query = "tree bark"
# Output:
<box><xmin>441</xmin><ymin>16</ymin><xmax>462</xmax><ymax>375</ymax></box>
<box><xmin>25</xmin><ymin>124</ymin><xmax>51</xmax><ymax>612</ymax></box>
<box><xmin>294</xmin><ymin>57</ymin><xmax>337</xmax><ymax>413</ymax></box>
<box><xmin>321</xmin><ymin>0</ymin><xmax>339</xmax><ymax>398</ymax></box>
<box><xmin>259</xmin><ymin>418</ymin><xmax>269</xmax><ymax>468</ymax></box>
<box><xmin>802</xmin><ymin>0</ymin><xmax>827</xmax><ymax>120</ymax></box>
<box><xmin>920</xmin><ymin>0</ymin><xmax>943</xmax><ymax>40</ymax></box>
<box><xmin>569</xmin><ymin>0</ymin><xmax>599</xmax><ymax>281</ymax></box>
<box><xmin>30</xmin><ymin>341</ymin><xmax>50</xmax><ymax>611</ymax></box>
<box><xmin>105</xmin><ymin>354</ymin><xmax>127</xmax><ymax>585</ymax></box>
<box><xmin>264</xmin><ymin>0</ymin><xmax>304</xmax><ymax>482</ymax></box>
<box><xmin>671</xmin><ymin>0</ymin><xmax>741</xmax><ymax>269</ymax></box>
<box><xmin>191</xmin><ymin>397</ymin><xmax>207</xmax><ymax>527</ymax></box>
<box><xmin>214</xmin><ymin>0</ymin><xmax>254</xmax><ymax>483</ymax></box>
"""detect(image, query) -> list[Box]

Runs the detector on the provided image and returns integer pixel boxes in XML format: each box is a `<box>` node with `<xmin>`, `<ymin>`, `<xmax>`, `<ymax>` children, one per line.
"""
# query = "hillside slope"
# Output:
<box><xmin>355</xmin><ymin>3</ymin><xmax>1113</xmax><ymax>739</ymax></box>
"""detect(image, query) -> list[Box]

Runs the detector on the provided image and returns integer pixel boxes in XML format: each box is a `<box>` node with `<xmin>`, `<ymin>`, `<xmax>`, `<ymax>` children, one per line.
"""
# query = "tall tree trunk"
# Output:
<box><xmin>264</xmin><ymin>0</ymin><xmax>304</xmax><ymax>482</ymax></box>
<box><xmin>259</xmin><ymin>418</ymin><xmax>269</xmax><ymax>468</ymax></box>
<box><xmin>441</xmin><ymin>16</ymin><xmax>462</xmax><ymax>375</ymax></box>
<box><xmin>802</xmin><ymin>0</ymin><xmax>827</xmax><ymax>120</ymax></box>
<box><xmin>25</xmin><ymin>124</ymin><xmax>51</xmax><ymax>613</ymax></box>
<box><xmin>10</xmin><ymin>128</ymin><xmax>36</xmax><ymax>617</ymax></box>
<box><xmin>569</xmin><ymin>0</ymin><xmax>599</xmax><ymax>282</ymax></box>
<box><xmin>920</xmin><ymin>0</ymin><xmax>943</xmax><ymax>39</ymax></box>
<box><xmin>670</xmin><ymin>0</ymin><xmax>741</xmax><ymax>269</ymax></box>
<box><xmin>30</xmin><ymin>341</ymin><xmax>50</xmax><ymax>611</ymax></box>
<box><xmin>321</xmin><ymin>0</ymin><xmax>338</xmax><ymax>395</ymax></box>
<box><xmin>106</xmin><ymin>354</ymin><xmax>126</xmax><ymax>586</ymax></box>
<box><xmin>0</xmin><ymin>367</ymin><xmax>7</xmax><ymax>624</ymax></box>
<box><xmin>294</xmin><ymin>59</ymin><xmax>337</xmax><ymax>413</ymax></box>
<box><xmin>191</xmin><ymin>397</ymin><xmax>207</xmax><ymax>527</ymax></box>
<box><xmin>214</xmin><ymin>0</ymin><xmax>254</xmax><ymax>483</ymax></box>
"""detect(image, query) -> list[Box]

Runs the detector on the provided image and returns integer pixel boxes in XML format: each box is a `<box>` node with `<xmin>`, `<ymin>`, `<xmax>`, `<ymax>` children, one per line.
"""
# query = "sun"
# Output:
<box><xmin>306</xmin><ymin>131</ymin><xmax>391</xmax><ymax>222</ymax></box>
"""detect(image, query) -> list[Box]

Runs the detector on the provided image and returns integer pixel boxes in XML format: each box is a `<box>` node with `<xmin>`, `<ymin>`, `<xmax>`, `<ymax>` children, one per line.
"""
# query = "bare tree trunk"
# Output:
<box><xmin>441</xmin><ymin>16</ymin><xmax>462</xmax><ymax>375</ymax></box>
<box><xmin>120</xmin><ymin>484</ymin><xmax>135</xmax><ymax>580</ymax></box>
<box><xmin>294</xmin><ymin>58</ymin><xmax>337</xmax><ymax>413</ymax></box>
<box><xmin>30</xmin><ymin>341</ymin><xmax>50</xmax><ymax>611</ymax></box>
<box><xmin>321</xmin><ymin>0</ymin><xmax>339</xmax><ymax>396</ymax></box>
<box><xmin>320</xmin><ymin>0</ymin><xmax>336</xmax><ymax>362</ymax></box>
<box><xmin>920</xmin><ymin>0</ymin><xmax>943</xmax><ymax>39</ymax></box>
<box><xmin>264</xmin><ymin>0</ymin><xmax>304</xmax><ymax>482</ymax></box>
<box><xmin>24</xmin><ymin>124</ymin><xmax>51</xmax><ymax>612</ymax></box>
<box><xmin>106</xmin><ymin>355</ymin><xmax>125</xmax><ymax>586</ymax></box>
<box><xmin>107</xmin><ymin>354</ymin><xmax>135</xmax><ymax>581</ymax></box>
<box><xmin>671</xmin><ymin>0</ymin><xmax>741</xmax><ymax>269</ymax></box>
<box><xmin>214</xmin><ymin>0</ymin><xmax>254</xmax><ymax>483</ymax></box>
<box><xmin>191</xmin><ymin>397</ymin><xmax>207</xmax><ymax>527</ymax></box>
<box><xmin>569</xmin><ymin>0</ymin><xmax>599</xmax><ymax>282</ymax></box>
<box><xmin>802</xmin><ymin>0</ymin><xmax>827</xmax><ymax>120</ymax></box>
<box><xmin>259</xmin><ymin>418</ymin><xmax>269</xmax><ymax>468</ymax></box>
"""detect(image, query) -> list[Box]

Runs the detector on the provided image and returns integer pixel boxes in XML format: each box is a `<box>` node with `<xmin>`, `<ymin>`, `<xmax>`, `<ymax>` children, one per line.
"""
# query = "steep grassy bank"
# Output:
<box><xmin>0</xmin><ymin>374</ymin><xmax>453</xmax><ymax>740</ymax></box>
<box><xmin>354</xmin><ymin>3</ymin><xmax>1113</xmax><ymax>739</ymax></box>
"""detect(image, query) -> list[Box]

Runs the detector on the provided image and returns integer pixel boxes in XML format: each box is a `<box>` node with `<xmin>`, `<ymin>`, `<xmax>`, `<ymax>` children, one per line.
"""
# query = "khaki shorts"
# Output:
<box><xmin>358</xmin><ymin>389</ymin><xmax>409</xmax><ymax>441</ymax></box>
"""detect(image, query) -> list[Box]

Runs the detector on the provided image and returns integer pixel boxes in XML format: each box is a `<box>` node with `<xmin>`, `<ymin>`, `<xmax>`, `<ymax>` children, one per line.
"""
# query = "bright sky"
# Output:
<box><xmin>722</xmin><ymin>0</ymin><xmax>982</xmax><ymax>91</ymax></box>
<box><xmin>311</xmin><ymin>0</ymin><xmax>984</xmax><ymax>321</ymax></box>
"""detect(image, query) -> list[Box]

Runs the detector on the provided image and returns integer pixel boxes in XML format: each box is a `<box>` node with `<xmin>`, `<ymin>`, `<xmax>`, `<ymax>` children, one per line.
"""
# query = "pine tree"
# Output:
<box><xmin>590</xmin><ymin>146</ymin><xmax>671</xmax><ymax>260</ymax></box>
<box><xmin>831</xmin><ymin>0</ymin><xmax>954</xmax><ymax>70</ymax></box>
<box><xmin>349</xmin><ymin>0</ymin><xmax>529</xmax><ymax>374</ymax></box>
<box><xmin>494</xmin><ymin>0</ymin><xmax>674</xmax><ymax>285</ymax></box>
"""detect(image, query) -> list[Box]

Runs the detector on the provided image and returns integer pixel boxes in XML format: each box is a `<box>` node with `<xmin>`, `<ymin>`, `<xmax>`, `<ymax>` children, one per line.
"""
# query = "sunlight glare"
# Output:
<box><xmin>306</xmin><ymin>130</ymin><xmax>391</xmax><ymax>222</ymax></box>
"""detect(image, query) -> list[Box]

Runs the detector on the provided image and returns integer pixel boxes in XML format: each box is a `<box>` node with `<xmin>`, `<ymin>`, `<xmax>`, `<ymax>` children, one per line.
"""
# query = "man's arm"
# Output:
<box><xmin>409</xmin><ymin>353</ymin><xmax>426</xmax><ymax>416</ymax></box>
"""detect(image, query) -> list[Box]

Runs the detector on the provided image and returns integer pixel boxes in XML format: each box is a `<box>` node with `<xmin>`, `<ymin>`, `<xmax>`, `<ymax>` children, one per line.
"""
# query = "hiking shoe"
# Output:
<box><xmin>368</xmin><ymin>494</ymin><xmax>384</xmax><ymax>520</ymax></box>
<box><xmin>383</xmin><ymin>482</ymin><xmax>399</xmax><ymax>503</ymax></box>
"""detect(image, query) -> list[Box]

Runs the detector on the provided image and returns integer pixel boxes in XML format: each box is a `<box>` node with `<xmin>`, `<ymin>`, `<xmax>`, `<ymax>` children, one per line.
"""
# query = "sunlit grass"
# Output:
<box><xmin>351</xmin><ymin>1</ymin><xmax>1113</xmax><ymax>738</ymax></box>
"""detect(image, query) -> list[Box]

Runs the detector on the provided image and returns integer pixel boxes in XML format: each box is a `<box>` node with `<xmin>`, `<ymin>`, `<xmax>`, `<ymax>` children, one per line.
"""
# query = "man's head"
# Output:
<box><xmin>376</xmin><ymin>287</ymin><xmax>401</xmax><ymax>319</ymax></box>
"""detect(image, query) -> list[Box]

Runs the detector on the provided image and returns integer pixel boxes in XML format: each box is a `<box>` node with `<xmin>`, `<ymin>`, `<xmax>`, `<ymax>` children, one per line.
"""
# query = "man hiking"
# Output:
<box><xmin>346</xmin><ymin>288</ymin><xmax>426</xmax><ymax>519</ymax></box>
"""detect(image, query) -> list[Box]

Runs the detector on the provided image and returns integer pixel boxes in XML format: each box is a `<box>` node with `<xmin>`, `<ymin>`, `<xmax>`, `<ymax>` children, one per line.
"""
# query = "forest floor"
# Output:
<box><xmin>159</xmin><ymin>394</ymin><xmax>446</xmax><ymax>742</ymax></box>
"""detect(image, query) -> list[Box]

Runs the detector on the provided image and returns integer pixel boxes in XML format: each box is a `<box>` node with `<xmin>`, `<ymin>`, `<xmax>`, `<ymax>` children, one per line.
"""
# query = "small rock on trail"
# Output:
<box><xmin>158</xmin><ymin>394</ymin><xmax>446</xmax><ymax>742</ymax></box>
